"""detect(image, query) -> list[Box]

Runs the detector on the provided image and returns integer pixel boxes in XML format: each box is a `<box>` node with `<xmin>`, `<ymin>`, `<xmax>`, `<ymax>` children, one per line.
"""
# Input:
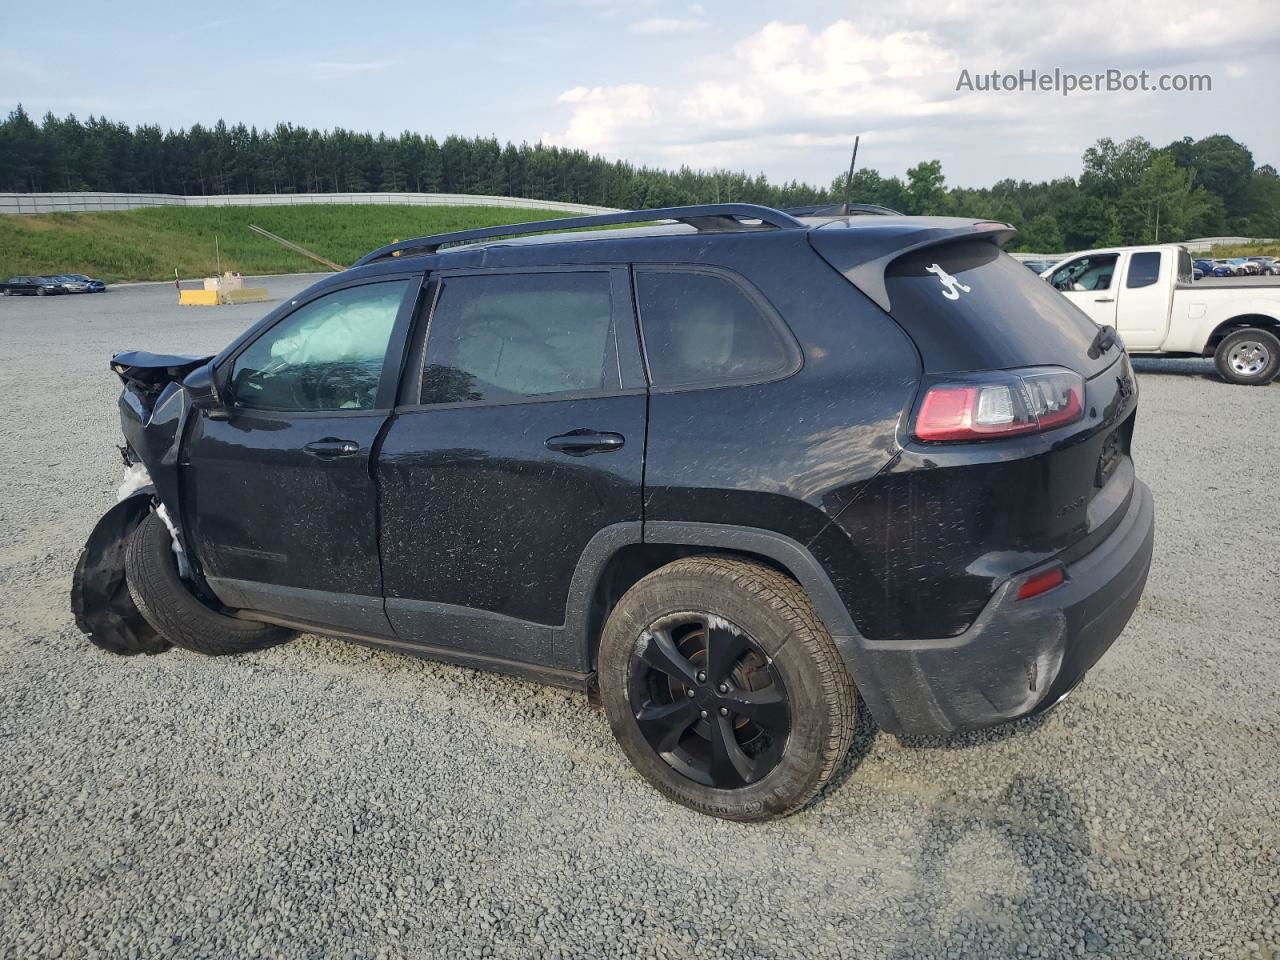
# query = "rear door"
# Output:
<box><xmin>376</xmin><ymin>266</ymin><xmax>646</xmax><ymax>667</ymax></box>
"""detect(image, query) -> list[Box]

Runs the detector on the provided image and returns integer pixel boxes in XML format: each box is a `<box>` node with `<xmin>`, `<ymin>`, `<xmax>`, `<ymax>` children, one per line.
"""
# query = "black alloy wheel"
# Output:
<box><xmin>628</xmin><ymin>611</ymin><xmax>790</xmax><ymax>789</ymax></box>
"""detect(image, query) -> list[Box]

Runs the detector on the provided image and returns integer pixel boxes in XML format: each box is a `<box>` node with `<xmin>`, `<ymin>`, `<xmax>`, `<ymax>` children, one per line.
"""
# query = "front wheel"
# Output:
<box><xmin>125</xmin><ymin>512</ymin><xmax>294</xmax><ymax>655</ymax></box>
<box><xmin>598</xmin><ymin>555</ymin><xmax>860</xmax><ymax>821</ymax></box>
<box><xmin>1214</xmin><ymin>328</ymin><xmax>1280</xmax><ymax>385</ymax></box>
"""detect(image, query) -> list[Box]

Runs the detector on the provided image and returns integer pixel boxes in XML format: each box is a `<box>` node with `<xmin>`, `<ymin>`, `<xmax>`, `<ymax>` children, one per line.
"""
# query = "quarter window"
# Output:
<box><xmin>1127</xmin><ymin>252</ymin><xmax>1162</xmax><ymax>289</ymax></box>
<box><xmin>420</xmin><ymin>272</ymin><xmax>618</xmax><ymax>405</ymax></box>
<box><xmin>635</xmin><ymin>269</ymin><xmax>794</xmax><ymax>388</ymax></box>
<box><xmin>230</xmin><ymin>279</ymin><xmax>408</xmax><ymax>412</ymax></box>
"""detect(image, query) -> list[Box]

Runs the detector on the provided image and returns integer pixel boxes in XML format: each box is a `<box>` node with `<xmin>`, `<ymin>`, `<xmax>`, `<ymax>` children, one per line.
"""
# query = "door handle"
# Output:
<box><xmin>304</xmin><ymin>438</ymin><xmax>360</xmax><ymax>459</ymax></box>
<box><xmin>1094</xmin><ymin>297</ymin><xmax>1115</xmax><ymax>302</ymax></box>
<box><xmin>545</xmin><ymin>429</ymin><xmax>625</xmax><ymax>457</ymax></box>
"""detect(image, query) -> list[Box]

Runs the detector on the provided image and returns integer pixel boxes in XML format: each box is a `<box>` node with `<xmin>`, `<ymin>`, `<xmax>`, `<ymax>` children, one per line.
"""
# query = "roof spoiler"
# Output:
<box><xmin>810</xmin><ymin>219</ymin><xmax>1017</xmax><ymax>312</ymax></box>
<box><xmin>354</xmin><ymin>203</ymin><xmax>807</xmax><ymax>265</ymax></box>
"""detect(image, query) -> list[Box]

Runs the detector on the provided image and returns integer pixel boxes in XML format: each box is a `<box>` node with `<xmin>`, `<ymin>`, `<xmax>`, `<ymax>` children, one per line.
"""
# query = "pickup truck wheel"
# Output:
<box><xmin>598</xmin><ymin>555</ymin><xmax>860</xmax><ymax>821</ymax></box>
<box><xmin>125</xmin><ymin>512</ymin><xmax>294</xmax><ymax>656</ymax></box>
<box><xmin>1214</xmin><ymin>328</ymin><xmax>1280</xmax><ymax>385</ymax></box>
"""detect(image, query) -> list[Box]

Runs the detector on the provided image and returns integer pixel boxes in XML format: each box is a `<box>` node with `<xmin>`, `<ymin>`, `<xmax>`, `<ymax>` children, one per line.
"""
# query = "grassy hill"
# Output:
<box><xmin>0</xmin><ymin>205</ymin><xmax>584</xmax><ymax>283</ymax></box>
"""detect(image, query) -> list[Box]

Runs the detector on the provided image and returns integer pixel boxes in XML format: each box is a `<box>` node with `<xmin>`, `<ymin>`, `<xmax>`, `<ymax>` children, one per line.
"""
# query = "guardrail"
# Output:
<box><xmin>0</xmin><ymin>192</ymin><xmax>620</xmax><ymax>216</ymax></box>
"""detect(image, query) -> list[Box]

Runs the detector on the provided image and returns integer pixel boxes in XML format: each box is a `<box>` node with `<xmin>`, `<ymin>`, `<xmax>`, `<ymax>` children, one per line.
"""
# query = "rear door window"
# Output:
<box><xmin>634</xmin><ymin>268</ymin><xmax>797</xmax><ymax>389</ymax></box>
<box><xmin>419</xmin><ymin>271</ymin><xmax>619</xmax><ymax>405</ymax></box>
<box><xmin>1127</xmin><ymin>252</ymin><xmax>1162</xmax><ymax>288</ymax></box>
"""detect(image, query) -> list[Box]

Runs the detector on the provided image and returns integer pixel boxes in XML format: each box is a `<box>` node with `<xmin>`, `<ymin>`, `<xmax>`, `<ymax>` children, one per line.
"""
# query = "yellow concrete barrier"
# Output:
<box><xmin>178</xmin><ymin>289</ymin><xmax>219</xmax><ymax>306</ymax></box>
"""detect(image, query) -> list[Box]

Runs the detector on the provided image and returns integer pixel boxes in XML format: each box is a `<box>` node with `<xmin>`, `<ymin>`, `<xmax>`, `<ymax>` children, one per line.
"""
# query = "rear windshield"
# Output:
<box><xmin>883</xmin><ymin>241</ymin><xmax>1111</xmax><ymax>378</ymax></box>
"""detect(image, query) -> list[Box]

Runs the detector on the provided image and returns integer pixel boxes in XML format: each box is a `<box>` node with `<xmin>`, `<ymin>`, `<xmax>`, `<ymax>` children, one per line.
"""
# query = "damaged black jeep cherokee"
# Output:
<box><xmin>73</xmin><ymin>203</ymin><xmax>1154</xmax><ymax>821</ymax></box>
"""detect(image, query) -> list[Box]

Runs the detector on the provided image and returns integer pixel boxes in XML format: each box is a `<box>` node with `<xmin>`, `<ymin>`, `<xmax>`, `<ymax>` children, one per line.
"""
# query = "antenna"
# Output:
<box><xmin>843</xmin><ymin>136</ymin><xmax>860</xmax><ymax>215</ymax></box>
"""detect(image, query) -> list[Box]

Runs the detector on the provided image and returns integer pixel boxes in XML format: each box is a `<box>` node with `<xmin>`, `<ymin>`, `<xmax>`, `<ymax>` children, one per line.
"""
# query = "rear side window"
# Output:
<box><xmin>420</xmin><ymin>271</ymin><xmax>618</xmax><ymax>405</ymax></box>
<box><xmin>1176</xmin><ymin>250</ymin><xmax>1194</xmax><ymax>284</ymax></box>
<box><xmin>1127</xmin><ymin>252</ymin><xmax>1162</xmax><ymax>289</ymax></box>
<box><xmin>635</xmin><ymin>269</ymin><xmax>796</xmax><ymax>388</ymax></box>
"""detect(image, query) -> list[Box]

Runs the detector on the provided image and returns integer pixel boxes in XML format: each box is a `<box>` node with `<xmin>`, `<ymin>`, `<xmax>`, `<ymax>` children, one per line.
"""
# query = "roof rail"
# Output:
<box><xmin>783</xmin><ymin>202</ymin><xmax>902</xmax><ymax>217</ymax></box>
<box><xmin>353</xmin><ymin>203</ymin><xmax>806</xmax><ymax>266</ymax></box>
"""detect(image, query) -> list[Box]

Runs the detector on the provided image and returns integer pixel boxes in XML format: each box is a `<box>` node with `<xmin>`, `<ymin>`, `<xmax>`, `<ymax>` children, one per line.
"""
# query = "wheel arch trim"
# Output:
<box><xmin>562</xmin><ymin>519</ymin><xmax>866</xmax><ymax>686</ymax></box>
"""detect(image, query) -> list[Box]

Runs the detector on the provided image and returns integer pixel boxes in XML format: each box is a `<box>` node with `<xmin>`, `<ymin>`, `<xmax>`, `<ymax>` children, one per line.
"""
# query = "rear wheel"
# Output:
<box><xmin>598</xmin><ymin>555</ymin><xmax>859</xmax><ymax>821</ymax></box>
<box><xmin>125</xmin><ymin>511</ymin><xmax>293</xmax><ymax>656</ymax></box>
<box><xmin>36</xmin><ymin>286</ymin><xmax>46</xmax><ymax>297</ymax></box>
<box><xmin>1214</xmin><ymin>328</ymin><xmax>1280</xmax><ymax>385</ymax></box>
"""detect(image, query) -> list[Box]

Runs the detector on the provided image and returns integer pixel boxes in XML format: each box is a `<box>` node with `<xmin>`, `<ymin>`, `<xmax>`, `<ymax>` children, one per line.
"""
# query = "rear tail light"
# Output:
<box><xmin>914</xmin><ymin>367</ymin><xmax>1083</xmax><ymax>442</ymax></box>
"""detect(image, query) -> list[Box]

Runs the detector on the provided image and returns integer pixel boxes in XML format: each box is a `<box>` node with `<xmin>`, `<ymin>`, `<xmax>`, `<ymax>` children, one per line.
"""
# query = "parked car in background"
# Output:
<box><xmin>1045</xmin><ymin>243</ymin><xmax>1280</xmax><ymax>384</ymax></box>
<box><xmin>54</xmin><ymin>273</ymin><xmax>107</xmax><ymax>293</ymax></box>
<box><xmin>2</xmin><ymin>276</ymin><xmax>67</xmax><ymax>296</ymax></box>
<box><xmin>1193</xmin><ymin>266</ymin><xmax>1204</xmax><ymax>281</ymax></box>
<box><xmin>1021</xmin><ymin>259</ymin><xmax>1055</xmax><ymax>274</ymax></box>
<box><xmin>1230</xmin><ymin>257</ymin><xmax>1258</xmax><ymax>275</ymax></box>
<box><xmin>1193</xmin><ymin>259</ymin><xmax>1216</xmax><ymax>276</ymax></box>
<box><xmin>1212</xmin><ymin>260</ymin><xmax>1240</xmax><ymax>277</ymax></box>
<box><xmin>74</xmin><ymin>203</ymin><xmax>1154</xmax><ymax>821</ymax></box>
<box><xmin>1247</xmin><ymin>256</ymin><xmax>1279</xmax><ymax>276</ymax></box>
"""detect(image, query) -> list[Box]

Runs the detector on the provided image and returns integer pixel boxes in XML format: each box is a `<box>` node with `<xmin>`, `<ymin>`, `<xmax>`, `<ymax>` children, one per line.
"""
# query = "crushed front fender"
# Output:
<box><xmin>70</xmin><ymin>494</ymin><xmax>170</xmax><ymax>655</ymax></box>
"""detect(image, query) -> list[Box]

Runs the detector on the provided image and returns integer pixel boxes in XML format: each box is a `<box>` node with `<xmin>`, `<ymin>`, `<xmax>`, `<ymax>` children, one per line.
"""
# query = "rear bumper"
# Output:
<box><xmin>839</xmin><ymin>479</ymin><xmax>1154</xmax><ymax>737</ymax></box>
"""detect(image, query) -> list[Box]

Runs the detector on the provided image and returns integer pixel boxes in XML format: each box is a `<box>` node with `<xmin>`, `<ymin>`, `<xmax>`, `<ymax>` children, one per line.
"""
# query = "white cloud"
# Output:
<box><xmin>552</xmin><ymin>84</ymin><xmax>657</xmax><ymax>150</ymax></box>
<box><xmin>544</xmin><ymin>4</ymin><xmax>1280</xmax><ymax>185</ymax></box>
<box><xmin>628</xmin><ymin>17</ymin><xmax>708</xmax><ymax>34</ymax></box>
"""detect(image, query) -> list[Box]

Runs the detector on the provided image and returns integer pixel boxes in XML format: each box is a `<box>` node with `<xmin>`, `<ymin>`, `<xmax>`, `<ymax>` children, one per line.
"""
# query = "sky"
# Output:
<box><xmin>4</xmin><ymin>0</ymin><xmax>1279</xmax><ymax>189</ymax></box>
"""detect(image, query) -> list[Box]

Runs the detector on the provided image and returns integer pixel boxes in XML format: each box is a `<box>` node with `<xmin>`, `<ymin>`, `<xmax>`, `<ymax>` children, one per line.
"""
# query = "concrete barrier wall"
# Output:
<box><xmin>0</xmin><ymin>191</ymin><xmax>618</xmax><ymax>216</ymax></box>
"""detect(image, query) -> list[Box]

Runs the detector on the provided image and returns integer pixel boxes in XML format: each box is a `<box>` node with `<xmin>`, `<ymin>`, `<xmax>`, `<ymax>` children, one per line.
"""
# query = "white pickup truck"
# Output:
<box><xmin>1042</xmin><ymin>244</ymin><xmax>1280</xmax><ymax>384</ymax></box>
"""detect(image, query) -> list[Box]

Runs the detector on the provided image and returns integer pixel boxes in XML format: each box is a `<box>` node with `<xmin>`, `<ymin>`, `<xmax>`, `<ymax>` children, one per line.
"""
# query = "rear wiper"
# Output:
<box><xmin>1088</xmin><ymin>324</ymin><xmax>1119</xmax><ymax>360</ymax></box>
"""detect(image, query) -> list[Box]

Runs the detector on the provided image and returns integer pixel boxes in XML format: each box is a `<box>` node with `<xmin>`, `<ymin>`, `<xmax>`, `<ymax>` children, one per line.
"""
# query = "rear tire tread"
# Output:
<box><xmin>601</xmin><ymin>554</ymin><xmax>858</xmax><ymax>821</ymax></box>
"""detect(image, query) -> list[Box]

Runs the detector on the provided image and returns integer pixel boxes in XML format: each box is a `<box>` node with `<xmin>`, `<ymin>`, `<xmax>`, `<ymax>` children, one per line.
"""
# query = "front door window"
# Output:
<box><xmin>231</xmin><ymin>280</ymin><xmax>410</xmax><ymax>412</ymax></box>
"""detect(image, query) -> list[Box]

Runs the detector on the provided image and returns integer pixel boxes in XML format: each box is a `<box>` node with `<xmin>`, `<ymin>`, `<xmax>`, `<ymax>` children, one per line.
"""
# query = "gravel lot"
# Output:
<box><xmin>1</xmin><ymin>277</ymin><xmax>1277</xmax><ymax>960</ymax></box>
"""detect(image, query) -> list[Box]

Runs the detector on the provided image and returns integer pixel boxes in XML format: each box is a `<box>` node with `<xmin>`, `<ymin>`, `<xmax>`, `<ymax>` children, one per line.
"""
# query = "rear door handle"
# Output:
<box><xmin>304</xmin><ymin>438</ymin><xmax>360</xmax><ymax>459</ymax></box>
<box><xmin>1094</xmin><ymin>297</ymin><xmax>1115</xmax><ymax>302</ymax></box>
<box><xmin>545</xmin><ymin>430</ymin><xmax>625</xmax><ymax>457</ymax></box>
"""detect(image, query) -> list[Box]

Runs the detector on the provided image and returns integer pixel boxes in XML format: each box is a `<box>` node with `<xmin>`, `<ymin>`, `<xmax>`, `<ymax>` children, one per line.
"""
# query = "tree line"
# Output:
<box><xmin>1</xmin><ymin>104</ymin><xmax>1276</xmax><ymax>252</ymax></box>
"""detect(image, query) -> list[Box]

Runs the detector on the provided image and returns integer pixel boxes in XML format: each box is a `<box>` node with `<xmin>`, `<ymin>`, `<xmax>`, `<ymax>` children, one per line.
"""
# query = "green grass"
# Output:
<box><xmin>0</xmin><ymin>205</ymin><xmax>587</xmax><ymax>283</ymax></box>
<box><xmin>1204</xmin><ymin>242</ymin><xmax>1280</xmax><ymax>258</ymax></box>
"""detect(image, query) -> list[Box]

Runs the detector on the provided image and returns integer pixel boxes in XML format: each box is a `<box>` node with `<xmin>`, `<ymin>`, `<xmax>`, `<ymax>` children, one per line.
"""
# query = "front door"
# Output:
<box><xmin>1049</xmin><ymin>253</ymin><xmax>1120</xmax><ymax>329</ymax></box>
<box><xmin>183</xmin><ymin>276</ymin><xmax>420</xmax><ymax>634</ymax></box>
<box><xmin>377</xmin><ymin>267</ymin><xmax>646</xmax><ymax>668</ymax></box>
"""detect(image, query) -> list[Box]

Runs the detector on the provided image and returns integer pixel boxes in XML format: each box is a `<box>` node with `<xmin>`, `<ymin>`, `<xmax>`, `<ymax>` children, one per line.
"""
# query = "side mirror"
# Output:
<box><xmin>183</xmin><ymin>362</ymin><xmax>230</xmax><ymax>420</ymax></box>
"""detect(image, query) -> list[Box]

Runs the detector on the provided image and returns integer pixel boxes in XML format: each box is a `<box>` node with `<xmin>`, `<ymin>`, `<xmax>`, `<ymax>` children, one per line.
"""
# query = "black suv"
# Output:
<box><xmin>73</xmin><ymin>204</ymin><xmax>1154</xmax><ymax>821</ymax></box>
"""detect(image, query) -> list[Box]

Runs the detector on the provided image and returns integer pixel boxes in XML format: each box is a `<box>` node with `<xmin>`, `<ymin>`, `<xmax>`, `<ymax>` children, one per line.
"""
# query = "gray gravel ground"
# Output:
<box><xmin>1</xmin><ymin>277</ymin><xmax>1277</xmax><ymax>960</ymax></box>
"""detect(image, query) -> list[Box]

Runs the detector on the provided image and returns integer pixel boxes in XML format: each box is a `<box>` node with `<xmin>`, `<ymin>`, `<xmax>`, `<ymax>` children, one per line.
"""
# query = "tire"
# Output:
<box><xmin>36</xmin><ymin>286</ymin><xmax>46</xmax><ymax>297</ymax></box>
<box><xmin>598</xmin><ymin>555</ymin><xmax>860</xmax><ymax>821</ymax></box>
<box><xmin>125</xmin><ymin>511</ymin><xmax>293</xmax><ymax>655</ymax></box>
<box><xmin>1214</xmin><ymin>327</ymin><xmax>1280</xmax><ymax>385</ymax></box>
